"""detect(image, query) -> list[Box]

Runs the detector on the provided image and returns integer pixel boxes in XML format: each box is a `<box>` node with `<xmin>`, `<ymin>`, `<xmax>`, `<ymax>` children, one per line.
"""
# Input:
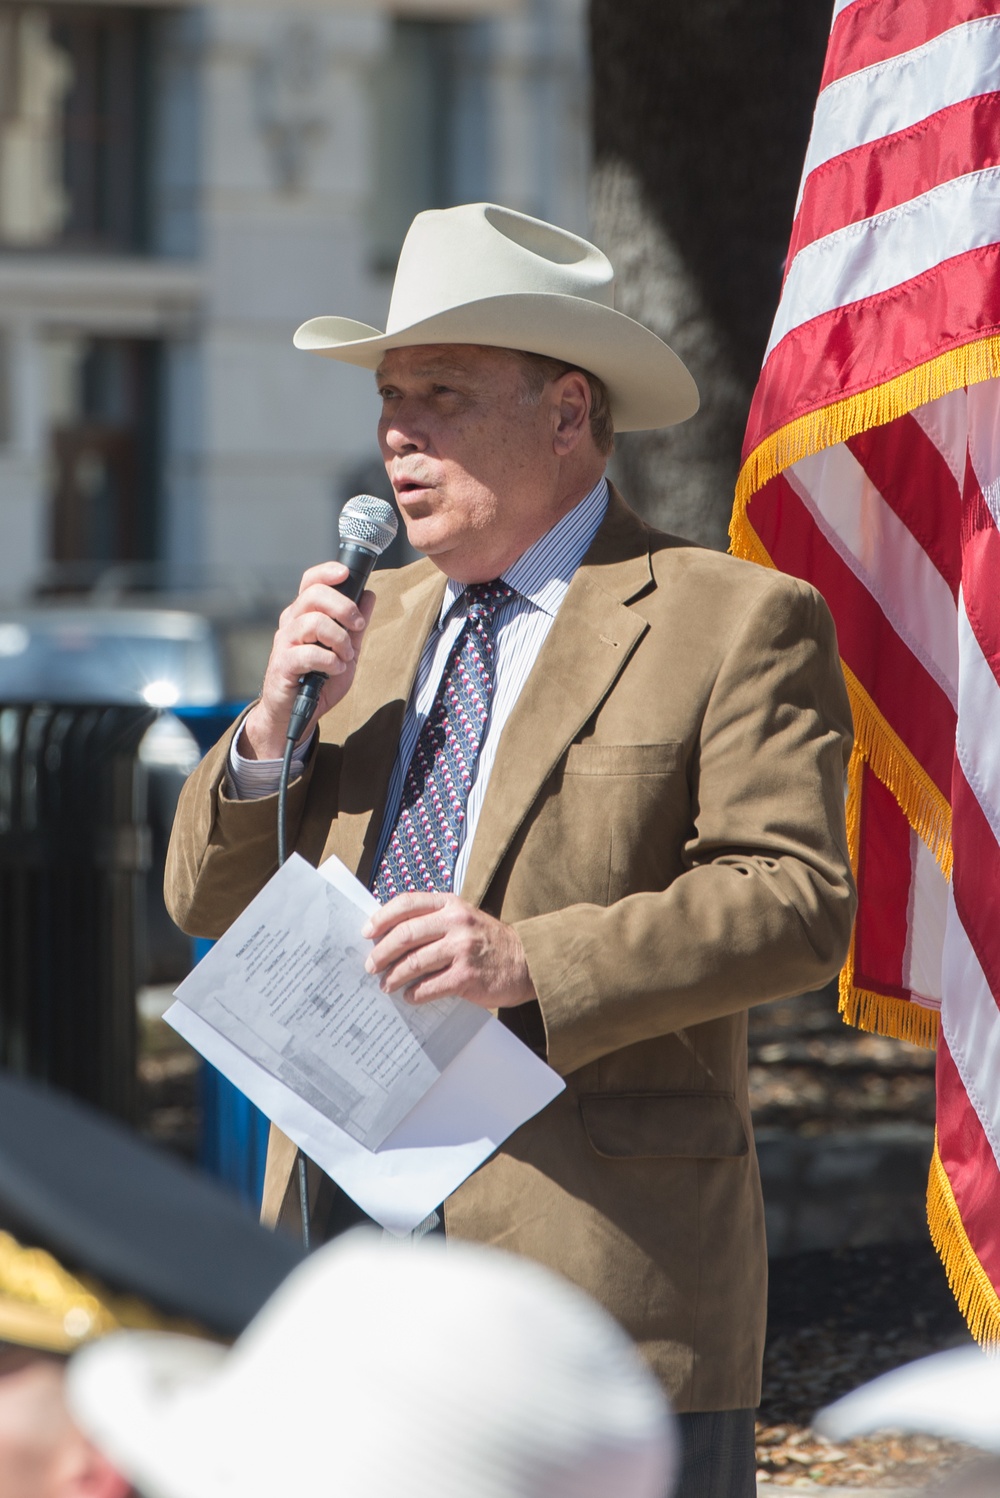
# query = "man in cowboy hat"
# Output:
<box><xmin>166</xmin><ymin>202</ymin><xmax>855</xmax><ymax>1498</ymax></box>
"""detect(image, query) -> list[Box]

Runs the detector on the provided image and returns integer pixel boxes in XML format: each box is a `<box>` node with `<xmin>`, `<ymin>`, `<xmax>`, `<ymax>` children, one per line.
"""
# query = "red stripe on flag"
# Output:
<box><xmin>853</xmin><ymin>763</ymin><xmax>913</xmax><ymax>999</ymax></box>
<box><xmin>747</xmin><ymin>474</ymin><xmax>957</xmax><ymax>796</ymax></box>
<box><xmin>952</xmin><ymin>760</ymin><xmax>1000</xmax><ymax>1003</ymax></box>
<box><xmin>962</xmin><ymin>470</ymin><xmax>1000</xmax><ymax>689</ymax></box>
<box><xmin>936</xmin><ymin>1032</ymin><xmax>1000</xmax><ymax>1287</ymax></box>
<box><xmin>847</xmin><ymin>416</ymin><xmax>962</xmax><ymax>597</ymax></box>
<box><xmin>744</xmin><ymin>243</ymin><xmax>1000</xmax><ymax>460</ymax></box>
<box><xmin>822</xmin><ymin>0</ymin><xmax>1000</xmax><ymax>90</ymax></box>
<box><xmin>789</xmin><ymin>94</ymin><xmax>1000</xmax><ymax>264</ymax></box>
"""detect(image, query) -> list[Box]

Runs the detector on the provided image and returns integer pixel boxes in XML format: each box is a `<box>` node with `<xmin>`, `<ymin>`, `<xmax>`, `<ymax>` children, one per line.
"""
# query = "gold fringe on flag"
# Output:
<box><xmin>728</xmin><ymin>505</ymin><xmax>775</xmax><ymax>571</ymax></box>
<box><xmin>842</xmin><ymin>664</ymin><xmax>953</xmax><ymax>880</ymax></box>
<box><xmin>839</xmin><ymin>978</ymin><xmax>940</xmax><ymax>1047</ymax></box>
<box><xmin>837</xmin><ymin>741</ymin><xmax>941</xmax><ymax>1048</ymax></box>
<box><xmin>928</xmin><ymin>1139</ymin><xmax>1000</xmax><ymax>1348</ymax></box>
<box><xmin>732</xmin><ymin>333</ymin><xmax>1000</xmax><ymax>515</ymax></box>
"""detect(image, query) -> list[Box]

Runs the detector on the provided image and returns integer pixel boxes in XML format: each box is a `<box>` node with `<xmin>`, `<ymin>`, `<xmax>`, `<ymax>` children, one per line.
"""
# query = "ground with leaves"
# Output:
<box><xmin>750</xmin><ymin>991</ymin><xmax>973</xmax><ymax>1487</ymax></box>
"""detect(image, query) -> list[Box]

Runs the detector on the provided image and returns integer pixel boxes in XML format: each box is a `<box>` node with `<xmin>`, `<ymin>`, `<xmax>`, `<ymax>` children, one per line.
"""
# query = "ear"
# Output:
<box><xmin>56</xmin><ymin>1430</ymin><xmax>132</xmax><ymax>1498</ymax></box>
<box><xmin>550</xmin><ymin>370</ymin><xmax>592</xmax><ymax>455</ymax></box>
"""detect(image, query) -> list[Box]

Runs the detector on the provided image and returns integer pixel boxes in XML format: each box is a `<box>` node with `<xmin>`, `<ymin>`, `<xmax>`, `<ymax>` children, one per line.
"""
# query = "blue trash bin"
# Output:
<box><xmin>175</xmin><ymin>704</ymin><xmax>271</xmax><ymax>1210</ymax></box>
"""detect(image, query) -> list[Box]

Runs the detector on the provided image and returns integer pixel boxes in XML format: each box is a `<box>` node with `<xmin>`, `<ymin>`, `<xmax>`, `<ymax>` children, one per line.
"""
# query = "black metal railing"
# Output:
<box><xmin>0</xmin><ymin>702</ymin><xmax>155</xmax><ymax>1119</ymax></box>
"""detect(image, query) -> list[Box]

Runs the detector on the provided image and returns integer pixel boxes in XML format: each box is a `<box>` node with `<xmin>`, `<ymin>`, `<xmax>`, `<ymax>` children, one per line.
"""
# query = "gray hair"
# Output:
<box><xmin>512</xmin><ymin>350</ymin><xmax>615</xmax><ymax>456</ymax></box>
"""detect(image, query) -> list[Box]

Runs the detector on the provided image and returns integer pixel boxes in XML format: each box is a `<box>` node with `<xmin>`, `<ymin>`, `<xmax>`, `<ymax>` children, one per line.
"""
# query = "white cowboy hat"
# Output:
<box><xmin>294</xmin><ymin>202</ymin><xmax>699</xmax><ymax>433</ymax></box>
<box><xmin>66</xmin><ymin>1229</ymin><xmax>677</xmax><ymax>1498</ymax></box>
<box><xmin>815</xmin><ymin>1346</ymin><xmax>999</xmax><ymax>1450</ymax></box>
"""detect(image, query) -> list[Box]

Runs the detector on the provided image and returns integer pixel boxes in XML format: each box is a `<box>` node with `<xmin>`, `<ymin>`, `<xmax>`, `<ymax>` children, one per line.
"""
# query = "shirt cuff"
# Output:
<box><xmin>226</xmin><ymin>729</ymin><xmax>314</xmax><ymax>800</ymax></box>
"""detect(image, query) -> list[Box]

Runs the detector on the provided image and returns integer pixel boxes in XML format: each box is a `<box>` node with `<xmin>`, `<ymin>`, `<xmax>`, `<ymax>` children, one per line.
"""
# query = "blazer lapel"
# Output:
<box><xmin>459</xmin><ymin>490</ymin><xmax>653</xmax><ymax>909</ymax></box>
<box><xmin>335</xmin><ymin>563</ymin><xmax>446</xmax><ymax>883</ymax></box>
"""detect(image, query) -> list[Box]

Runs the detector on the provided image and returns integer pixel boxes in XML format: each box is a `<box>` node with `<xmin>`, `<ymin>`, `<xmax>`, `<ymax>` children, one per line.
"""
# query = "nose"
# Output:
<box><xmin>379</xmin><ymin>398</ymin><xmax>428</xmax><ymax>456</ymax></box>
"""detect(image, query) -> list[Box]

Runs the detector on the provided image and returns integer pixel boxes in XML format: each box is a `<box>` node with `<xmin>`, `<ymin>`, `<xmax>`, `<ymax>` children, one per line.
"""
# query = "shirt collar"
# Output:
<box><xmin>438</xmin><ymin>476</ymin><xmax>609</xmax><ymax>628</ymax></box>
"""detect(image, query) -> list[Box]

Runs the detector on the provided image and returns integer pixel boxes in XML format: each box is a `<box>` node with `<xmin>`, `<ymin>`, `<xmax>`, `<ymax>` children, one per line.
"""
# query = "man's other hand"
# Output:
<box><xmin>239</xmin><ymin>562</ymin><xmax>376</xmax><ymax>761</ymax></box>
<box><xmin>362</xmin><ymin>893</ymin><xmax>536</xmax><ymax>1009</ymax></box>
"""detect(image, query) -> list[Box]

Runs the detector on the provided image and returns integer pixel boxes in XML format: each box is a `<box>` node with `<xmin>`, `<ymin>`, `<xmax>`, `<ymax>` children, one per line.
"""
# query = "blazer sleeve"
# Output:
<box><xmin>514</xmin><ymin>576</ymin><xmax>857</xmax><ymax>1076</ymax></box>
<box><xmin>163</xmin><ymin>709</ymin><xmax>340</xmax><ymax>939</ymax></box>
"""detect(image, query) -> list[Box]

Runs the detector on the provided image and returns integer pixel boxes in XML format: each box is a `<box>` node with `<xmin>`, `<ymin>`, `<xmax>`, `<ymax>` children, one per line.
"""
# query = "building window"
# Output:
<box><xmin>369</xmin><ymin>18</ymin><xmax>488</xmax><ymax>272</ymax></box>
<box><xmin>0</xmin><ymin>5</ymin><xmax>150</xmax><ymax>252</ymax></box>
<box><xmin>43</xmin><ymin>334</ymin><xmax>161</xmax><ymax>588</ymax></box>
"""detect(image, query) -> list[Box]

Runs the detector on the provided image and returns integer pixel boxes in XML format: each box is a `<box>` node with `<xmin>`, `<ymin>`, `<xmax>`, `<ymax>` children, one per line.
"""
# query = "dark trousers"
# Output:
<box><xmin>674</xmin><ymin>1409</ymin><xmax>757</xmax><ymax>1498</ymax></box>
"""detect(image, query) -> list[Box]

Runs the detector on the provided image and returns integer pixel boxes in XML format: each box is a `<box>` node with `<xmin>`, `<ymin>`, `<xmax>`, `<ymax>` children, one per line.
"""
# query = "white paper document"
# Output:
<box><xmin>166</xmin><ymin>854</ymin><xmax>564</xmax><ymax>1234</ymax></box>
<box><xmin>174</xmin><ymin>854</ymin><xmax>487</xmax><ymax>1150</ymax></box>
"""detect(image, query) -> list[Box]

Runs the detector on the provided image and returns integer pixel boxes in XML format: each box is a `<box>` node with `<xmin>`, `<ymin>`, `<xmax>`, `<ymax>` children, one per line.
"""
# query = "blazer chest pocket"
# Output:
<box><xmin>581</xmin><ymin>1093</ymin><xmax>749</xmax><ymax>1159</ymax></box>
<box><xmin>561</xmin><ymin>741</ymin><xmax>684</xmax><ymax>777</ymax></box>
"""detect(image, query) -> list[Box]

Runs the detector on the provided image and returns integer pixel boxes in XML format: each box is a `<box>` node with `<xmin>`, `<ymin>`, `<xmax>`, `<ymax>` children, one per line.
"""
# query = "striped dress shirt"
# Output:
<box><xmin>230</xmin><ymin>476</ymin><xmax>609</xmax><ymax>896</ymax></box>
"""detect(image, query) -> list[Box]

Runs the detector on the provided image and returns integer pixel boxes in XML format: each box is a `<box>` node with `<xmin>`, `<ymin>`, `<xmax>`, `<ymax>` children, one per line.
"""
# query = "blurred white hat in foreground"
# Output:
<box><xmin>816</xmin><ymin>1346</ymin><xmax>997</xmax><ymax>1451</ymax></box>
<box><xmin>65</xmin><ymin>1229</ymin><xmax>677</xmax><ymax>1498</ymax></box>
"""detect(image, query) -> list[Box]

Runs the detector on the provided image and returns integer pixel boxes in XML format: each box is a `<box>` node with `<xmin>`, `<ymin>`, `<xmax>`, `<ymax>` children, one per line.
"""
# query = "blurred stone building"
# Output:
<box><xmin>0</xmin><ymin>0</ymin><xmax>589</xmax><ymax>603</ymax></box>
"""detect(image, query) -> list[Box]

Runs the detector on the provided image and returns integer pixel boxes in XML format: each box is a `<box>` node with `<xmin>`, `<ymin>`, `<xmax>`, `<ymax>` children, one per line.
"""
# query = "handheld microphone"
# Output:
<box><xmin>285</xmin><ymin>495</ymin><xmax>399</xmax><ymax>745</ymax></box>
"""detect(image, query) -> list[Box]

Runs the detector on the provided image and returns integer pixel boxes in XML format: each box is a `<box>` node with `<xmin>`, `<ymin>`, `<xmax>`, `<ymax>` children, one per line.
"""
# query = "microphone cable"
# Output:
<box><xmin>274</xmin><ymin>495</ymin><xmax>398</xmax><ymax>1248</ymax></box>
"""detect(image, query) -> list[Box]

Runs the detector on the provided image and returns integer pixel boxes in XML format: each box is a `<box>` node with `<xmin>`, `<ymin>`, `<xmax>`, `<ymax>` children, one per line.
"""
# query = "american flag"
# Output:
<box><xmin>730</xmin><ymin>0</ymin><xmax>1000</xmax><ymax>1341</ymax></box>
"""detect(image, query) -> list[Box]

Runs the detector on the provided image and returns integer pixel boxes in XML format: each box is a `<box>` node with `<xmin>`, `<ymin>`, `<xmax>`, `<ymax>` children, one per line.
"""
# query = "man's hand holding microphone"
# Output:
<box><xmin>238</xmin><ymin>493</ymin><xmax>536</xmax><ymax>1015</ymax></box>
<box><xmin>239</xmin><ymin>494</ymin><xmax>396</xmax><ymax>762</ymax></box>
<box><xmin>238</xmin><ymin>561</ymin><xmax>375</xmax><ymax>761</ymax></box>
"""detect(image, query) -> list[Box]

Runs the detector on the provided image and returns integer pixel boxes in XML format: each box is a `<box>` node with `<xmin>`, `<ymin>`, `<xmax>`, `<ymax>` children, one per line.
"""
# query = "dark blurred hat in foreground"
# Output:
<box><xmin>0</xmin><ymin>1071</ymin><xmax>303</xmax><ymax>1353</ymax></box>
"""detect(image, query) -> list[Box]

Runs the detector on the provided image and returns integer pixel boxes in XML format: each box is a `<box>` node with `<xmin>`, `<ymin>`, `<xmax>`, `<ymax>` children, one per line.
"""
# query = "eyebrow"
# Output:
<box><xmin>375</xmin><ymin>359</ymin><xmax>472</xmax><ymax>384</ymax></box>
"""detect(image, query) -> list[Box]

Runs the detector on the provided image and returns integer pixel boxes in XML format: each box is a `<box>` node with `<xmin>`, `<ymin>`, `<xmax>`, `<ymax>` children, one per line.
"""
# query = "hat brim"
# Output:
<box><xmin>293</xmin><ymin>294</ymin><xmax>699</xmax><ymax>432</ymax></box>
<box><xmin>67</xmin><ymin>1332</ymin><xmax>229</xmax><ymax>1498</ymax></box>
<box><xmin>815</xmin><ymin>1347</ymin><xmax>1000</xmax><ymax>1451</ymax></box>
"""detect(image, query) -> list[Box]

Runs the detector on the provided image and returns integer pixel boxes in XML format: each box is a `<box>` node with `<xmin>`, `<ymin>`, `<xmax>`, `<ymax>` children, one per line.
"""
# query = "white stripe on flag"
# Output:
<box><xmin>956</xmin><ymin>591</ymin><xmax>1000</xmax><ymax>845</ymax></box>
<box><xmin>912</xmin><ymin>389</ymin><xmax>969</xmax><ymax>492</ymax></box>
<box><xmin>830</xmin><ymin>0</ymin><xmax>860</xmax><ymax>19</ymax></box>
<box><xmin>785</xmin><ymin>445</ymin><xmax>959</xmax><ymax>703</ymax></box>
<box><xmin>796</xmin><ymin>15</ymin><xmax>1000</xmax><ymax>206</ymax></box>
<box><xmin>771</xmin><ymin>166</ymin><xmax>1000</xmax><ymax>358</ymax></box>
<box><xmin>942</xmin><ymin>883</ymin><xmax>1000</xmax><ymax>1170</ymax></box>
<box><xmin>967</xmin><ymin>378</ymin><xmax>1000</xmax><ymax>530</ymax></box>
<box><xmin>904</xmin><ymin>832</ymin><xmax>947</xmax><ymax>1008</ymax></box>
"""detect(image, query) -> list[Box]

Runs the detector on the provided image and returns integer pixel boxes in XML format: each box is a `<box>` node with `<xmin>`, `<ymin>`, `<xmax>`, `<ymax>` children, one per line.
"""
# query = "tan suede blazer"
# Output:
<box><xmin>165</xmin><ymin>489</ymin><xmax>855</xmax><ymax>1411</ymax></box>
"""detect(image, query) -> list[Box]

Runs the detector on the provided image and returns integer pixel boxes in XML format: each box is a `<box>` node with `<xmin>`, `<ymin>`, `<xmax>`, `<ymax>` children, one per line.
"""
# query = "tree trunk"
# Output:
<box><xmin>589</xmin><ymin>0</ymin><xmax>830</xmax><ymax>548</ymax></box>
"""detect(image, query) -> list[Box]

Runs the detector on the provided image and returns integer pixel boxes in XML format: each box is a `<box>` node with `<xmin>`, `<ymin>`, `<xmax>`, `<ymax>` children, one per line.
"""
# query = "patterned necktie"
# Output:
<box><xmin>373</xmin><ymin>579</ymin><xmax>514</xmax><ymax>901</ymax></box>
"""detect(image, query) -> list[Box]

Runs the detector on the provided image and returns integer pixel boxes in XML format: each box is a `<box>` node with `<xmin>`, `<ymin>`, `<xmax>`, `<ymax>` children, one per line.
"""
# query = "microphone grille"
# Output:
<box><xmin>339</xmin><ymin>494</ymin><xmax>399</xmax><ymax>555</ymax></box>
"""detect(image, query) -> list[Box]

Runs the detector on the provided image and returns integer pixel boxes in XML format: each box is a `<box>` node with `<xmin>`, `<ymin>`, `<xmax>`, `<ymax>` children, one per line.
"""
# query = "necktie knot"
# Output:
<box><xmin>463</xmin><ymin>580</ymin><xmax>514</xmax><ymax>624</ymax></box>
